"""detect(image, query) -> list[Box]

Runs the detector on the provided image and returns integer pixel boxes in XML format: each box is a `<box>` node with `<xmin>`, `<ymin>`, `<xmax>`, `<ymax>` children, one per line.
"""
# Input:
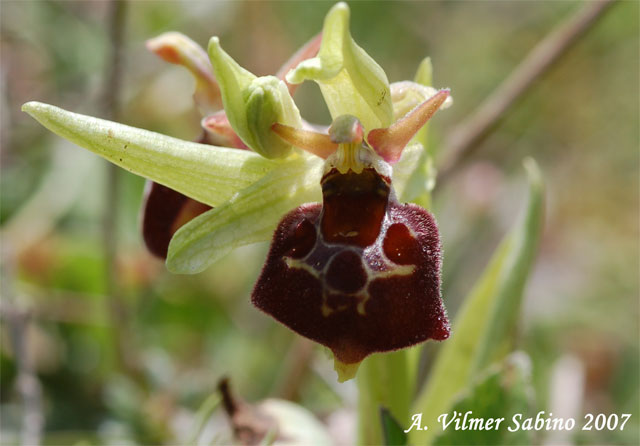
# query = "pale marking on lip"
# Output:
<box><xmin>281</xmin><ymin>196</ymin><xmax>420</xmax><ymax>318</ymax></box>
<box><xmin>284</xmin><ymin>248</ymin><xmax>416</xmax><ymax>317</ymax></box>
<box><xmin>284</xmin><ymin>256</ymin><xmax>321</xmax><ymax>278</ymax></box>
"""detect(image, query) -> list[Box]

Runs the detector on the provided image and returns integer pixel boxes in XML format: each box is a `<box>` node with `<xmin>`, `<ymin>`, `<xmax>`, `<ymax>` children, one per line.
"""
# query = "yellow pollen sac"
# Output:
<box><xmin>322</xmin><ymin>114</ymin><xmax>393</xmax><ymax>178</ymax></box>
<box><xmin>334</xmin><ymin>143</ymin><xmax>367</xmax><ymax>174</ymax></box>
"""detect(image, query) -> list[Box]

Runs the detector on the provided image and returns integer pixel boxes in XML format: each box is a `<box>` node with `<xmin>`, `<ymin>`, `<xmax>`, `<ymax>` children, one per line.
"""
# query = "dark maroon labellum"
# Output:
<box><xmin>142</xmin><ymin>182</ymin><xmax>211</xmax><ymax>258</ymax></box>
<box><xmin>142</xmin><ymin>130</ymin><xmax>246</xmax><ymax>259</ymax></box>
<box><xmin>252</xmin><ymin>165</ymin><xmax>450</xmax><ymax>367</ymax></box>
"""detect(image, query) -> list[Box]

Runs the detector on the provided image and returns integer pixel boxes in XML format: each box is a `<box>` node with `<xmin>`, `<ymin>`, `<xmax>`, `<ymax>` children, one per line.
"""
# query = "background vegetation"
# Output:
<box><xmin>1</xmin><ymin>1</ymin><xmax>638</xmax><ymax>445</ymax></box>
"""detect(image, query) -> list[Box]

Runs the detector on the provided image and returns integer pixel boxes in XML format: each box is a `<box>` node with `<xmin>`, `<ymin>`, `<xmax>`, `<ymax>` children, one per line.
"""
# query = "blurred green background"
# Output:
<box><xmin>1</xmin><ymin>1</ymin><xmax>638</xmax><ymax>445</ymax></box>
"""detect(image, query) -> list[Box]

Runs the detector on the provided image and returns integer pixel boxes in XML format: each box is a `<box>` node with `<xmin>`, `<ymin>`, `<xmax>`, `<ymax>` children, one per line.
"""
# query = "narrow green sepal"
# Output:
<box><xmin>166</xmin><ymin>154</ymin><xmax>323</xmax><ymax>274</ymax></box>
<box><xmin>414</xmin><ymin>57</ymin><xmax>433</xmax><ymax>87</ymax></box>
<box><xmin>208</xmin><ymin>37</ymin><xmax>303</xmax><ymax>159</ymax></box>
<box><xmin>21</xmin><ymin>102</ymin><xmax>276</xmax><ymax>207</ymax></box>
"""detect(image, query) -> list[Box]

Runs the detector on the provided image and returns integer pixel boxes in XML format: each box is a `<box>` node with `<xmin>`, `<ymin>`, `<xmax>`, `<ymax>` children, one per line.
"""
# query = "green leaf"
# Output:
<box><xmin>187</xmin><ymin>393</ymin><xmax>221</xmax><ymax>445</ymax></box>
<box><xmin>433</xmin><ymin>352</ymin><xmax>534</xmax><ymax>446</ymax></box>
<box><xmin>208</xmin><ymin>38</ymin><xmax>302</xmax><ymax>159</ymax></box>
<box><xmin>286</xmin><ymin>2</ymin><xmax>393</xmax><ymax>132</ymax></box>
<box><xmin>471</xmin><ymin>159</ymin><xmax>545</xmax><ymax>371</ymax></box>
<box><xmin>166</xmin><ymin>154</ymin><xmax>323</xmax><ymax>274</ymax></box>
<box><xmin>410</xmin><ymin>159</ymin><xmax>544</xmax><ymax>446</ymax></box>
<box><xmin>381</xmin><ymin>407</ymin><xmax>408</xmax><ymax>446</ymax></box>
<box><xmin>21</xmin><ymin>102</ymin><xmax>277</xmax><ymax>207</ymax></box>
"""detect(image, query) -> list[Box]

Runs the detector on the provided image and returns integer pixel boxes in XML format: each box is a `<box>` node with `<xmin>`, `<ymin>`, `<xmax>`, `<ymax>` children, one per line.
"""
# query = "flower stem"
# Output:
<box><xmin>357</xmin><ymin>347</ymin><xmax>419</xmax><ymax>444</ymax></box>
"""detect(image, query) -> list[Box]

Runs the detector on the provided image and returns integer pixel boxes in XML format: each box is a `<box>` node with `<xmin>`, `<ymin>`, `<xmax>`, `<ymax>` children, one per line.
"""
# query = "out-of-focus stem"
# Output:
<box><xmin>2</xmin><ymin>303</ymin><xmax>44</xmax><ymax>446</ymax></box>
<box><xmin>438</xmin><ymin>0</ymin><xmax>617</xmax><ymax>185</ymax></box>
<box><xmin>0</xmin><ymin>242</ymin><xmax>44</xmax><ymax>446</ymax></box>
<box><xmin>101</xmin><ymin>0</ymin><xmax>138</xmax><ymax>378</ymax></box>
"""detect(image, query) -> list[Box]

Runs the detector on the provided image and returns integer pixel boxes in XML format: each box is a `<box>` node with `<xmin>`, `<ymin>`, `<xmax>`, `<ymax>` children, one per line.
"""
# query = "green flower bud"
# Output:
<box><xmin>208</xmin><ymin>37</ymin><xmax>303</xmax><ymax>159</ymax></box>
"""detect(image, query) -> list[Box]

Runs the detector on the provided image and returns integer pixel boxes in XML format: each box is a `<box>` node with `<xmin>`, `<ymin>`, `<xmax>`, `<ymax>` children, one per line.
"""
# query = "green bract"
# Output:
<box><xmin>286</xmin><ymin>2</ymin><xmax>393</xmax><ymax>132</ymax></box>
<box><xmin>208</xmin><ymin>37</ymin><xmax>302</xmax><ymax>159</ymax></box>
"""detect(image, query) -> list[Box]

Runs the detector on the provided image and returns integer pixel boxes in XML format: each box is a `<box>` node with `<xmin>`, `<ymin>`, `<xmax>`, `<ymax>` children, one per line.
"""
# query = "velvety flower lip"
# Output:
<box><xmin>255</xmin><ymin>114</ymin><xmax>450</xmax><ymax>381</ymax></box>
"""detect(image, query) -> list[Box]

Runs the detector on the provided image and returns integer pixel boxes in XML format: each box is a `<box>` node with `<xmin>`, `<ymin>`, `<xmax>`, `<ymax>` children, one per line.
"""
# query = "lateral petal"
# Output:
<box><xmin>367</xmin><ymin>89</ymin><xmax>450</xmax><ymax>164</ymax></box>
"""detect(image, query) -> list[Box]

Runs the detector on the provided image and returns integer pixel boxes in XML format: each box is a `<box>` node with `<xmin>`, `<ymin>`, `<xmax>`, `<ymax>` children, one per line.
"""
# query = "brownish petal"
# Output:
<box><xmin>141</xmin><ymin>113</ymin><xmax>250</xmax><ymax>259</ymax></box>
<box><xmin>367</xmin><ymin>89</ymin><xmax>450</xmax><ymax>164</ymax></box>
<box><xmin>271</xmin><ymin>123</ymin><xmax>337</xmax><ymax>159</ymax></box>
<box><xmin>252</xmin><ymin>167</ymin><xmax>449</xmax><ymax>366</ymax></box>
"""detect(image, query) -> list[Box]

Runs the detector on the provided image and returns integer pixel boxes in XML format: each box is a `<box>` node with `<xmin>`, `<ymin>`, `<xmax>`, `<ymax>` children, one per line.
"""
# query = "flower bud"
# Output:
<box><xmin>146</xmin><ymin>32</ymin><xmax>222</xmax><ymax>114</ymax></box>
<box><xmin>208</xmin><ymin>37</ymin><xmax>303</xmax><ymax>159</ymax></box>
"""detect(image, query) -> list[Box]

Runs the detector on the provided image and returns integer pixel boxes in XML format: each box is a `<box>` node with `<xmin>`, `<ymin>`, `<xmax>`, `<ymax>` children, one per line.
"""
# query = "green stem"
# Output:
<box><xmin>357</xmin><ymin>347</ymin><xmax>419</xmax><ymax>444</ymax></box>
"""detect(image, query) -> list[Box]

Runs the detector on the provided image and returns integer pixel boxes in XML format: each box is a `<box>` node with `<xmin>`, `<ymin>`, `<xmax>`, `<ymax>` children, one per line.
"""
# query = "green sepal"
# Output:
<box><xmin>391</xmin><ymin>142</ymin><xmax>424</xmax><ymax>200</ymax></box>
<box><xmin>286</xmin><ymin>2</ymin><xmax>393</xmax><ymax>132</ymax></box>
<box><xmin>166</xmin><ymin>154</ymin><xmax>323</xmax><ymax>274</ymax></box>
<box><xmin>208</xmin><ymin>37</ymin><xmax>302</xmax><ymax>159</ymax></box>
<box><xmin>21</xmin><ymin>102</ymin><xmax>277</xmax><ymax>207</ymax></box>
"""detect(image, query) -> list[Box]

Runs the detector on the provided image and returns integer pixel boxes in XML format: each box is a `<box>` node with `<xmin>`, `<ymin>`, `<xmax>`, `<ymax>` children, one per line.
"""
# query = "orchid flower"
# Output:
<box><xmin>22</xmin><ymin>2</ymin><xmax>453</xmax><ymax>381</ymax></box>
<box><xmin>141</xmin><ymin>30</ymin><xmax>321</xmax><ymax>258</ymax></box>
